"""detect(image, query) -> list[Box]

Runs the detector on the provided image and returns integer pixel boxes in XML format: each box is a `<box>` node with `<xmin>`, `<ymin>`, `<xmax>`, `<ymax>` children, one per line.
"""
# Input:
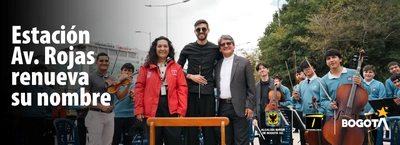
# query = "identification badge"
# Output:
<box><xmin>161</xmin><ymin>85</ymin><xmax>166</xmax><ymax>95</ymax></box>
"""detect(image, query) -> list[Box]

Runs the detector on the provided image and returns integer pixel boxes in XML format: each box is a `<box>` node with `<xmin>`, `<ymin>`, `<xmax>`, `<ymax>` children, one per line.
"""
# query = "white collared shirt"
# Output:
<box><xmin>306</xmin><ymin>74</ymin><xmax>318</xmax><ymax>83</ymax></box>
<box><xmin>328</xmin><ymin>67</ymin><xmax>348</xmax><ymax>79</ymax></box>
<box><xmin>219</xmin><ymin>55</ymin><xmax>234</xmax><ymax>99</ymax></box>
<box><xmin>363</xmin><ymin>79</ymin><xmax>374</xmax><ymax>85</ymax></box>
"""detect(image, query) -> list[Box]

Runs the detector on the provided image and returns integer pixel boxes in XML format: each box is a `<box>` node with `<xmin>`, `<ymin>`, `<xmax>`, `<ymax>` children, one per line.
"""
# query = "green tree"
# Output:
<box><xmin>257</xmin><ymin>0</ymin><xmax>400</xmax><ymax>86</ymax></box>
<box><xmin>240</xmin><ymin>46</ymin><xmax>261</xmax><ymax>81</ymax></box>
<box><xmin>298</xmin><ymin>0</ymin><xmax>400</xmax><ymax>82</ymax></box>
<box><xmin>258</xmin><ymin>0</ymin><xmax>323</xmax><ymax>90</ymax></box>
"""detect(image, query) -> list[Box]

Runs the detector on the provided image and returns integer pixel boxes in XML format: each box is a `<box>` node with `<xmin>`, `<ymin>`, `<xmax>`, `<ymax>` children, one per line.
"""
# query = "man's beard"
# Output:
<box><xmin>196</xmin><ymin>33</ymin><xmax>208</xmax><ymax>41</ymax></box>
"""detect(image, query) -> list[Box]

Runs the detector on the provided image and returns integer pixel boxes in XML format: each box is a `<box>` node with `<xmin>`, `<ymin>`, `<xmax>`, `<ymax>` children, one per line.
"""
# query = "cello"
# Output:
<box><xmin>322</xmin><ymin>49</ymin><xmax>369</xmax><ymax>145</ymax></box>
<box><xmin>304</xmin><ymin>96</ymin><xmax>329</xmax><ymax>145</ymax></box>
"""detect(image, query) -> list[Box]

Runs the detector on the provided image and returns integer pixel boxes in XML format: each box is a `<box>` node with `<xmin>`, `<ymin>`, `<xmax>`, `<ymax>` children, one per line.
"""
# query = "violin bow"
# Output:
<box><xmin>198</xmin><ymin>65</ymin><xmax>201</xmax><ymax>99</ymax></box>
<box><xmin>110</xmin><ymin>47</ymin><xmax>122</xmax><ymax>75</ymax></box>
<box><xmin>305</xmin><ymin>57</ymin><xmax>336</xmax><ymax>134</ymax></box>
<box><xmin>305</xmin><ymin>57</ymin><xmax>338</xmax><ymax>134</ymax></box>
<box><xmin>293</xmin><ymin>51</ymin><xmax>298</xmax><ymax>85</ymax></box>
<box><xmin>285</xmin><ymin>61</ymin><xmax>294</xmax><ymax>90</ymax></box>
<box><xmin>255</xmin><ymin>125</ymin><xmax>265</xmax><ymax>140</ymax></box>
<box><xmin>304</xmin><ymin>57</ymin><xmax>333</xmax><ymax>102</ymax></box>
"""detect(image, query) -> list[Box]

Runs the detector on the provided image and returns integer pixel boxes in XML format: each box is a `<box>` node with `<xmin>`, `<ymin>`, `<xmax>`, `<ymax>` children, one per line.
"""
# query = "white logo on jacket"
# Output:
<box><xmin>347</xmin><ymin>76</ymin><xmax>352</xmax><ymax>81</ymax></box>
<box><xmin>147</xmin><ymin>71</ymin><xmax>151</xmax><ymax>78</ymax></box>
<box><xmin>171</xmin><ymin>70</ymin><xmax>177</xmax><ymax>76</ymax></box>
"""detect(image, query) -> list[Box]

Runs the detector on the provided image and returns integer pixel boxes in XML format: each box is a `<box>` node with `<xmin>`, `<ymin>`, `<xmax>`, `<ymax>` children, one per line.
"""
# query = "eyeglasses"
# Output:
<box><xmin>195</xmin><ymin>27</ymin><xmax>207</xmax><ymax>33</ymax></box>
<box><xmin>219</xmin><ymin>42</ymin><xmax>232</xmax><ymax>47</ymax></box>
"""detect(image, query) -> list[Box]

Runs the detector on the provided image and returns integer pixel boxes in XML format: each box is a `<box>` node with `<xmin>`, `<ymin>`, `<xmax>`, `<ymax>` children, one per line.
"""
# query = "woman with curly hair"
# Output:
<box><xmin>134</xmin><ymin>36</ymin><xmax>188</xmax><ymax>145</ymax></box>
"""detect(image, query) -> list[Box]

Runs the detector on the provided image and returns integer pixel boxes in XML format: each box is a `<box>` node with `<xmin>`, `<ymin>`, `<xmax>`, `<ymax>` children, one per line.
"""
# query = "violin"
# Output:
<box><xmin>304</xmin><ymin>96</ymin><xmax>329</xmax><ymax>145</ymax></box>
<box><xmin>114</xmin><ymin>86</ymin><xmax>136</xmax><ymax>106</ymax></box>
<box><xmin>128</xmin><ymin>88</ymin><xmax>136</xmax><ymax>104</ymax></box>
<box><xmin>264</xmin><ymin>84</ymin><xmax>282</xmax><ymax>127</ymax></box>
<box><xmin>311</xmin><ymin>96</ymin><xmax>318</xmax><ymax>113</ymax></box>
<box><xmin>51</xmin><ymin>92</ymin><xmax>67</xmax><ymax>119</ymax></box>
<box><xmin>265</xmin><ymin>84</ymin><xmax>282</xmax><ymax>111</ymax></box>
<box><xmin>105</xmin><ymin>73</ymin><xmax>132</xmax><ymax>94</ymax></box>
<box><xmin>297</xmin><ymin>77</ymin><xmax>302</xmax><ymax>84</ymax></box>
<box><xmin>322</xmin><ymin>49</ymin><xmax>369</xmax><ymax>145</ymax></box>
<box><xmin>52</xmin><ymin>104</ymin><xmax>67</xmax><ymax>119</ymax></box>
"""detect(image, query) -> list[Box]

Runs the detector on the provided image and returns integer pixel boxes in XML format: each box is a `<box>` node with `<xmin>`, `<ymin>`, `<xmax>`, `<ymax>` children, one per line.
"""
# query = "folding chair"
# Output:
<box><xmin>53</xmin><ymin>118</ymin><xmax>80</xmax><ymax>145</ymax></box>
<box><xmin>375</xmin><ymin>116</ymin><xmax>400</xmax><ymax>145</ymax></box>
<box><xmin>127</xmin><ymin>119</ymin><xmax>148</xmax><ymax>145</ymax></box>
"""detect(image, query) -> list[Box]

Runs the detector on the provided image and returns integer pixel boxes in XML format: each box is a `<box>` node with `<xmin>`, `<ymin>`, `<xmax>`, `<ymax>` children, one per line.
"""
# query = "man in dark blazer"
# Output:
<box><xmin>214</xmin><ymin>34</ymin><xmax>256</xmax><ymax>145</ymax></box>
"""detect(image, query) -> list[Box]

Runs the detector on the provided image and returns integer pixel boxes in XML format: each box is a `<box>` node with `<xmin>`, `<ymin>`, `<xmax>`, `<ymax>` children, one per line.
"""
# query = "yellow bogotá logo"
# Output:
<box><xmin>375</xmin><ymin>106</ymin><xmax>389</xmax><ymax>118</ymax></box>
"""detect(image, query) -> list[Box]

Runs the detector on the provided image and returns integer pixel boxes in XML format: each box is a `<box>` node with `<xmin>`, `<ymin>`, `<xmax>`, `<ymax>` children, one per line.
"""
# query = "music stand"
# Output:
<box><xmin>280</xmin><ymin>107</ymin><xmax>306</xmax><ymax>131</ymax></box>
<box><xmin>126</xmin><ymin>119</ymin><xmax>145</xmax><ymax>136</ymax></box>
<box><xmin>369</xmin><ymin>97</ymin><xmax>400</xmax><ymax>116</ymax></box>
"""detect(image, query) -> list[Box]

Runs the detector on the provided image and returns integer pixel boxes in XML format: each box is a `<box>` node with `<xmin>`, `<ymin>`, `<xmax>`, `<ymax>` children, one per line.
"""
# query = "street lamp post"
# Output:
<box><xmin>235</xmin><ymin>41</ymin><xmax>250</xmax><ymax>55</ymax></box>
<box><xmin>145</xmin><ymin>0</ymin><xmax>190</xmax><ymax>37</ymax></box>
<box><xmin>277</xmin><ymin>0</ymin><xmax>281</xmax><ymax>27</ymax></box>
<box><xmin>135</xmin><ymin>30</ymin><xmax>152</xmax><ymax>46</ymax></box>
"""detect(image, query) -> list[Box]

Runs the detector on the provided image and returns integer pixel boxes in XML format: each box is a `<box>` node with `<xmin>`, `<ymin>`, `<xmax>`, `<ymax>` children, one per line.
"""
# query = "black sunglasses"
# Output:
<box><xmin>219</xmin><ymin>42</ymin><xmax>232</xmax><ymax>47</ymax></box>
<box><xmin>195</xmin><ymin>27</ymin><xmax>207</xmax><ymax>33</ymax></box>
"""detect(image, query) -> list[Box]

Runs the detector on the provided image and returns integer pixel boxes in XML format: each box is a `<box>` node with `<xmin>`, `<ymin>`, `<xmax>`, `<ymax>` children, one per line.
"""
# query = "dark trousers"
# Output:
<box><xmin>77</xmin><ymin>117</ymin><xmax>87</xmax><ymax>145</ymax></box>
<box><xmin>143</xmin><ymin>95</ymin><xmax>183</xmax><ymax>145</ymax></box>
<box><xmin>10</xmin><ymin>117</ymin><xmax>24</xmax><ymax>145</ymax></box>
<box><xmin>112</xmin><ymin>117</ymin><xmax>136</xmax><ymax>145</ymax></box>
<box><xmin>184</xmin><ymin>93</ymin><xmax>216</xmax><ymax>145</ymax></box>
<box><xmin>218</xmin><ymin>102</ymin><xmax>249</xmax><ymax>145</ymax></box>
<box><xmin>22</xmin><ymin>117</ymin><xmax>54</xmax><ymax>145</ymax></box>
<box><xmin>299</xmin><ymin>115</ymin><xmax>307</xmax><ymax>145</ymax></box>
